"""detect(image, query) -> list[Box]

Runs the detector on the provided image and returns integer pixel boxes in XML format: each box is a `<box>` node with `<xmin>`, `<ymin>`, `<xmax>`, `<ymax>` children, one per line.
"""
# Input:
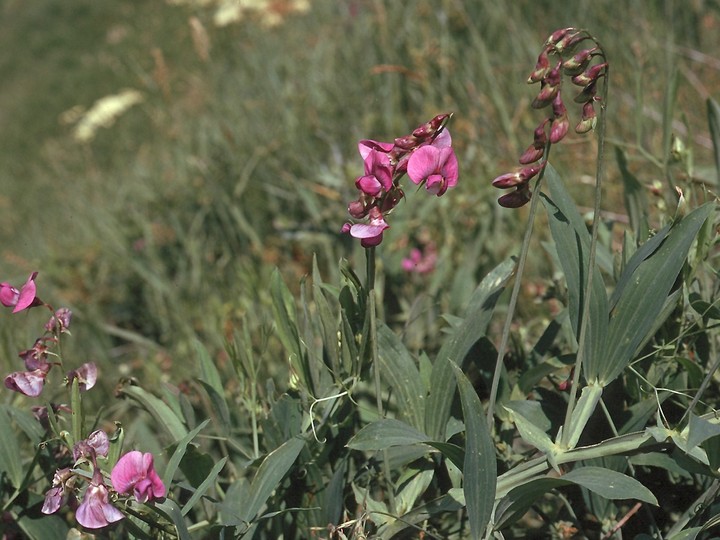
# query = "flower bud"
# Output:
<box><xmin>562</xmin><ymin>47</ymin><xmax>597</xmax><ymax>76</ymax></box>
<box><xmin>549</xmin><ymin>94</ymin><xmax>569</xmax><ymax>143</ymax></box>
<box><xmin>573</xmin><ymin>78</ymin><xmax>598</xmax><ymax>103</ymax></box>
<box><xmin>519</xmin><ymin>145</ymin><xmax>544</xmax><ymax>165</ymax></box>
<box><xmin>554</xmin><ymin>31</ymin><xmax>583</xmax><ymax>54</ymax></box>
<box><xmin>575</xmin><ymin>101</ymin><xmax>597</xmax><ymax>133</ymax></box>
<box><xmin>393</xmin><ymin>135</ymin><xmax>417</xmax><ymax>150</ymax></box>
<box><xmin>545</xmin><ymin>28</ymin><xmax>573</xmax><ymax>47</ymax></box>
<box><xmin>571</xmin><ymin>62</ymin><xmax>607</xmax><ymax>87</ymax></box>
<box><xmin>348</xmin><ymin>199</ymin><xmax>367</xmax><ymax>219</ymax></box>
<box><xmin>498</xmin><ymin>185</ymin><xmax>532</xmax><ymax>208</ymax></box>
<box><xmin>527</xmin><ymin>49</ymin><xmax>551</xmax><ymax>83</ymax></box>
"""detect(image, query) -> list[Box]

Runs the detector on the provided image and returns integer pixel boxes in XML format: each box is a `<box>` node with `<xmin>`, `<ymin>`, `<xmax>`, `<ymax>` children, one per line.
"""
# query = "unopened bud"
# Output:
<box><xmin>573</xmin><ymin>78</ymin><xmax>598</xmax><ymax>103</ymax></box>
<box><xmin>545</xmin><ymin>28</ymin><xmax>574</xmax><ymax>47</ymax></box>
<box><xmin>498</xmin><ymin>185</ymin><xmax>532</xmax><ymax>208</ymax></box>
<box><xmin>562</xmin><ymin>47</ymin><xmax>597</xmax><ymax>76</ymax></box>
<box><xmin>571</xmin><ymin>62</ymin><xmax>607</xmax><ymax>87</ymax></box>
<box><xmin>554</xmin><ymin>31</ymin><xmax>583</xmax><ymax>54</ymax></box>
<box><xmin>348</xmin><ymin>200</ymin><xmax>367</xmax><ymax>219</ymax></box>
<box><xmin>528</xmin><ymin>49</ymin><xmax>551</xmax><ymax>83</ymax></box>
<box><xmin>519</xmin><ymin>145</ymin><xmax>544</xmax><ymax>164</ymax></box>
<box><xmin>550</xmin><ymin>114</ymin><xmax>569</xmax><ymax>143</ymax></box>
<box><xmin>575</xmin><ymin>101</ymin><xmax>597</xmax><ymax>133</ymax></box>
<box><xmin>393</xmin><ymin>135</ymin><xmax>417</xmax><ymax>150</ymax></box>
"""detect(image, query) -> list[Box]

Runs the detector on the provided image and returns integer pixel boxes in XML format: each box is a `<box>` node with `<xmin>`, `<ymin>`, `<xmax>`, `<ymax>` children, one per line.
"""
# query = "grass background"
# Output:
<box><xmin>1</xmin><ymin>0</ymin><xmax>719</xmax><ymax>396</ymax></box>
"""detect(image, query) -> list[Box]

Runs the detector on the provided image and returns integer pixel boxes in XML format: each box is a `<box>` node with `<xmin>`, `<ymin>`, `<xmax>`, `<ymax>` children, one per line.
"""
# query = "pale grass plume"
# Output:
<box><xmin>67</xmin><ymin>89</ymin><xmax>144</xmax><ymax>142</ymax></box>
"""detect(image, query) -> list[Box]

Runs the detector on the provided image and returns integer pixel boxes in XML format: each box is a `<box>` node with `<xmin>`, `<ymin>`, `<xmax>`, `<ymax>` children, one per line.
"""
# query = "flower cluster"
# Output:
<box><xmin>1</xmin><ymin>273</ymin><xmax>93</xmax><ymax>398</ymax></box>
<box><xmin>342</xmin><ymin>114</ymin><xmax>459</xmax><ymax>247</ymax></box>
<box><xmin>43</xmin><ymin>429</ymin><xmax>166</xmax><ymax>529</ymax></box>
<box><xmin>492</xmin><ymin>28</ymin><xmax>608</xmax><ymax>208</ymax></box>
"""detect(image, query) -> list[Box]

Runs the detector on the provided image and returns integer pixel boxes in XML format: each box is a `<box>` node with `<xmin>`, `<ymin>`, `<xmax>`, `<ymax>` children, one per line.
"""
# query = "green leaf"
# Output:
<box><xmin>707</xmin><ymin>97</ymin><xmax>720</xmax><ymax>182</ymax></box>
<box><xmin>426</xmin><ymin>257</ymin><xmax>514</xmax><ymax>440</ymax></box>
<box><xmin>16</xmin><ymin>512</ymin><xmax>69</xmax><ymax>540</ymax></box>
<box><xmin>153</xmin><ymin>498</ymin><xmax>193</xmax><ymax>540</ymax></box>
<box><xmin>601</xmin><ymin>203</ymin><xmax>715</xmax><ymax>384</ymax></box>
<box><xmin>270</xmin><ymin>269</ymin><xmax>309</xmax><ymax>389</ymax></box>
<box><xmin>503</xmin><ymin>401</ymin><xmax>554</xmax><ymax>454</ymax></box>
<box><xmin>118</xmin><ymin>383</ymin><xmax>188</xmax><ymax>442</ymax></box>
<box><xmin>542</xmin><ymin>167</ymin><xmax>609</xmax><ymax>383</ymax></box>
<box><xmin>494</xmin><ymin>478</ymin><xmax>562</xmax><ymax>531</ymax></box>
<box><xmin>451</xmin><ymin>363</ymin><xmax>497</xmax><ymax>539</ymax></box>
<box><xmin>181</xmin><ymin>456</ymin><xmax>228</xmax><ymax>516</ymax></box>
<box><xmin>241</xmin><ymin>437</ymin><xmax>305</xmax><ymax>524</ymax></box>
<box><xmin>379</xmin><ymin>490</ymin><xmax>465</xmax><ymax>538</ymax></box>
<box><xmin>563</xmin><ymin>383</ymin><xmax>603</xmax><ymax>450</ymax></box>
<box><xmin>686</xmin><ymin>413</ymin><xmax>720</xmax><ymax>451</ymax></box>
<box><xmin>616</xmin><ymin>147</ymin><xmax>649</xmax><ymax>237</ymax></box>
<box><xmin>376</xmin><ymin>324</ymin><xmax>426</xmax><ymax>430</ymax></box>
<box><xmin>347</xmin><ymin>418</ymin><xmax>432</xmax><ymax>451</ymax></box>
<box><xmin>162</xmin><ymin>419</ymin><xmax>210</xmax><ymax>487</ymax></box>
<box><xmin>0</xmin><ymin>406</ymin><xmax>25</xmax><ymax>488</ymax></box>
<box><xmin>562</xmin><ymin>466</ymin><xmax>658</xmax><ymax>505</ymax></box>
<box><xmin>195</xmin><ymin>339</ymin><xmax>224</xmax><ymax>397</ymax></box>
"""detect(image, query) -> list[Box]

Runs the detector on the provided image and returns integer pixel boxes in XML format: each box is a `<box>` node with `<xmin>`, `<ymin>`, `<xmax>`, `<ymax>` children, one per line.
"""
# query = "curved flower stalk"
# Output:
<box><xmin>492</xmin><ymin>28</ymin><xmax>608</xmax><ymax>207</ymax></box>
<box><xmin>486</xmin><ymin>29</ymin><xmax>609</xmax><ymax>427</ymax></box>
<box><xmin>342</xmin><ymin>114</ymin><xmax>459</xmax><ymax>247</ymax></box>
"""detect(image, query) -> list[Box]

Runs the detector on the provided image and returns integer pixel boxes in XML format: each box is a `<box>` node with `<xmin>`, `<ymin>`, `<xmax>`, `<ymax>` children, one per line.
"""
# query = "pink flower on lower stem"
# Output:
<box><xmin>0</xmin><ymin>272</ymin><xmax>41</xmax><ymax>313</ymax></box>
<box><xmin>402</xmin><ymin>244</ymin><xmax>438</xmax><ymax>274</ymax></box>
<box><xmin>111</xmin><ymin>451</ymin><xmax>166</xmax><ymax>503</ymax></box>
<box><xmin>67</xmin><ymin>362</ymin><xmax>98</xmax><ymax>392</ymax></box>
<box><xmin>4</xmin><ymin>369</ymin><xmax>47</xmax><ymax>397</ymax></box>
<box><xmin>342</xmin><ymin>207</ymin><xmax>389</xmax><ymax>248</ymax></box>
<box><xmin>407</xmin><ymin>144</ymin><xmax>459</xmax><ymax>196</ymax></box>
<box><xmin>76</xmin><ymin>469</ymin><xmax>124</xmax><ymax>529</ymax></box>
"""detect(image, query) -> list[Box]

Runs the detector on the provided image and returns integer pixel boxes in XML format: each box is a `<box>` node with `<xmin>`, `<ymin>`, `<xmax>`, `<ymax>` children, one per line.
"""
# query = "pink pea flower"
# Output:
<box><xmin>74</xmin><ymin>430</ymin><xmax>109</xmax><ymax>462</ymax></box>
<box><xmin>4</xmin><ymin>369</ymin><xmax>47</xmax><ymax>397</ymax></box>
<box><xmin>342</xmin><ymin>207</ymin><xmax>389</xmax><ymax>248</ymax></box>
<box><xmin>111</xmin><ymin>451</ymin><xmax>166</xmax><ymax>503</ymax></box>
<box><xmin>19</xmin><ymin>339</ymin><xmax>52</xmax><ymax>372</ymax></box>
<box><xmin>42</xmin><ymin>468</ymin><xmax>75</xmax><ymax>515</ymax></box>
<box><xmin>402</xmin><ymin>244</ymin><xmax>438</xmax><ymax>275</ymax></box>
<box><xmin>355</xmin><ymin>149</ymin><xmax>393</xmax><ymax>197</ymax></box>
<box><xmin>76</xmin><ymin>469</ymin><xmax>124</xmax><ymax>529</ymax></box>
<box><xmin>45</xmin><ymin>307</ymin><xmax>73</xmax><ymax>333</ymax></box>
<box><xmin>0</xmin><ymin>272</ymin><xmax>41</xmax><ymax>313</ymax></box>
<box><xmin>407</xmin><ymin>134</ymin><xmax>459</xmax><ymax>196</ymax></box>
<box><xmin>67</xmin><ymin>362</ymin><xmax>98</xmax><ymax>392</ymax></box>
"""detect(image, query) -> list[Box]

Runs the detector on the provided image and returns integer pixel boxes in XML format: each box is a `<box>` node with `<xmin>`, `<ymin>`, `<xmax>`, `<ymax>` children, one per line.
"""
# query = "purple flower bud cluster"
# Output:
<box><xmin>343</xmin><ymin>114</ymin><xmax>459</xmax><ymax>247</ymax></box>
<box><xmin>493</xmin><ymin>28</ymin><xmax>608</xmax><ymax>208</ymax></box>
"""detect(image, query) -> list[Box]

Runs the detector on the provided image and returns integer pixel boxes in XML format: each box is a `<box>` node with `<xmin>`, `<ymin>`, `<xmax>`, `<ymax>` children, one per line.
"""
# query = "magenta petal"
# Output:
<box><xmin>0</xmin><ymin>282</ymin><xmax>19</xmax><ymax>308</ymax></box>
<box><xmin>5</xmin><ymin>370</ymin><xmax>46</xmax><ymax>397</ymax></box>
<box><xmin>358</xmin><ymin>139</ymin><xmax>393</xmax><ymax>160</ymax></box>
<box><xmin>356</xmin><ymin>175</ymin><xmax>382</xmax><ymax>196</ymax></box>
<box><xmin>438</xmin><ymin>148</ymin><xmax>459</xmax><ymax>185</ymax></box>
<box><xmin>432</xmin><ymin>128</ymin><xmax>452</xmax><ymax>148</ymax></box>
<box><xmin>14</xmin><ymin>272</ymin><xmax>38</xmax><ymax>313</ymax></box>
<box><xmin>407</xmin><ymin>146</ymin><xmax>439</xmax><ymax>185</ymax></box>
<box><xmin>349</xmin><ymin>222</ymin><xmax>388</xmax><ymax>239</ymax></box>
<box><xmin>76</xmin><ymin>482</ymin><xmax>124</xmax><ymax>529</ymax></box>
<box><xmin>111</xmin><ymin>451</ymin><xmax>166</xmax><ymax>503</ymax></box>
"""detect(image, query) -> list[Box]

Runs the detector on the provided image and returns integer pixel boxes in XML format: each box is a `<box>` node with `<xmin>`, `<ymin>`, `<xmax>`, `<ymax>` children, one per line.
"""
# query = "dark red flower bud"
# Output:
<box><xmin>498</xmin><ymin>185</ymin><xmax>532</xmax><ymax>208</ymax></box>
<box><xmin>528</xmin><ymin>49</ymin><xmax>551</xmax><ymax>83</ymax></box>
<box><xmin>573</xmin><ymin>78</ymin><xmax>598</xmax><ymax>103</ymax></box>
<box><xmin>575</xmin><ymin>101</ymin><xmax>597</xmax><ymax>133</ymax></box>
<box><xmin>545</xmin><ymin>28</ymin><xmax>573</xmax><ymax>47</ymax></box>
<box><xmin>562</xmin><ymin>47</ymin><xmax>597</xmax><ymax>76</ymax></box>
<box><xmin>519</xmin><ymin>145</ymin><xmax>544</xmax><ymax>165</ymax></box>
<box><xmin>571</xmin><ymin>62</ymin><xmax>607</xmax><ymax>87</ymax></box>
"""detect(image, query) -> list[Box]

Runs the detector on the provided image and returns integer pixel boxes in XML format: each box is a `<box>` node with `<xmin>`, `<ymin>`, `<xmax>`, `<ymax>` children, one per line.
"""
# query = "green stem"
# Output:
<box><xmin>366</xmin><ymin>247</ymin><xmax>396</xmax><ymax>513</ymax></box>
<box><xmin>486</xmin><ymin>144</ymin><xmax>552</xmax><ymax>427</ymax></box>
<box><xmin>560</xmin><ymin>67</ymin><xmax>610</xmax><ymax>449</ymax></box>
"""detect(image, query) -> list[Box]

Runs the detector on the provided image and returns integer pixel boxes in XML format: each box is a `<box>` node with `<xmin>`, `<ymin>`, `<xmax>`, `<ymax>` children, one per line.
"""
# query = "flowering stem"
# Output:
<box><xmin>486</xmin><ymin>144</ymin><xmax>552</xmax><ymax>427</ymax></box>
<box><xmin>365</xmin><ymin>246</ymin><xmax>396</xmax><ymax>513</ymax></box>
<box><xmin>560</xmin><ymin>67</ymin><xmax>609</xmax><ymax>450</ymax></box>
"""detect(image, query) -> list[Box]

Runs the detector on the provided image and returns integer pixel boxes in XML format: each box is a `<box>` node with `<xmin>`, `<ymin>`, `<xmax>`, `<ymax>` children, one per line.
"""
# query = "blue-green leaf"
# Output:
<box><xmin>162</xmin><ymin>419</ymin><xmax>210</xmax><ymax>487</ymax></box>
<box><xmin>601</xmin><ymin>203</ymin><xmax>715</xmax><ymax>384</ymax></box>
<box><xmin>562</xmin><ymin>466</ymin><xmax>658</xmax><ymax>505</ymax></box>
<box><xmin>181</xmin><ymin>456</ymin><xmax>228</xmax><ymax>516</ymax></box>
<box><xmin>347</xmin><ymin>418</ymin><xmax>431</xmax><ymax>451</ymax></box>
<box><xmin>118</xmin><ymin>383</ymin><xmax>188</xmax><ymax>442</ymax></box>
<box><xmin>426</xmin><ymin>258</ymin><xmax>514</xmax><ymax>440</ymax></box>
<box><xmin>451</xmin><ymin>363</ymin><xmax>497</xmax><ymax>539</ymax></box>
<box><xmin>542</xmin><ymin>166</ymin><xmax>609</xmax><ymax>383</ymax></box>
<box><xmin>377</xmin><ymin>324</ymin><xmax>426</xmax><ymax>430</ymax></box>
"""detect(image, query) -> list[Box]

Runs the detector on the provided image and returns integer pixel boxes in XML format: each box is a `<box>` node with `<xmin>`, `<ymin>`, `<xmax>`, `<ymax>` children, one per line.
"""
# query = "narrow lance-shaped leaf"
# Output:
<box><xmin>707</xmin><ymin>98</ymin><xmax>720</xmax><ymax>182</ymax></box>
<box><xmin>377</xmin><ymin>324</ymin><xmax>426</xmax><ymax>430</ymax></box>
<box><xmin>542</xmin><ymin>166</ymin><xmax>609</xmax><ymax>383</ymax></box>
<box><xmin>451</xmin><ymin>362</ymin><xmax>497</xmax><ymax>539</ymax></box>
<box><xmin>426</xmin><ymin>257</ymin><xmax>514</xmax><ymax>440</ymax></box>
<box><xmin>600</xmin><ymin>203</ymin><xmax>715</xmax><ymax>384</ymax></box>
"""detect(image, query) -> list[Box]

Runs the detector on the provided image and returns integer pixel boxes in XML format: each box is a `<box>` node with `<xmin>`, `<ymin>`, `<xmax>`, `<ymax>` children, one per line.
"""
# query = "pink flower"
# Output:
<box><xmin>111</xmin><ymin>451</ymin><xmax>166</xmax><ymax>503</ymax></box>
<box><xmin>74</xmin><ymin>430</ymin><xmax>109</xmax><ymax>462</ymax></box>
<box><xmin>342</xmin><ymin>207</ymin><xmax>389</xmax><ymax>248</ymax></box>
<box><xmin>0</xmin><ymin>272</ymin><xmax>40</xmax><ymax>313</ymax></box>
<box><xmin>407</xmin><ymin>135</ymin><xmax>459</xmax><ymax>196</ymax></box>
<box><xmin>19</xmin><ymin>339</ymin><xmax>52</xmax><ymax>372</ymax></box>
<box><xmin>355</xmin><ymin>149</ymin><xmax>393</xmax><ymax>196</ymax></box>
<box><xmin>45</xmin><ymin>307</ymin><xmax>73</xmax><ymax>333</ymax></box>
<box><xmin>67</xmin><ymin>362</ymin><xmax>98</xmax><ymax>392</ymax></box>
<box><xmin>4</xmin><ymin>369</ymin><xmax>47</xmax><ymax>397</ymax></box>
<box><xmin>402</xmin><ymin>244</ymin><xmax>438</xmax><ymax>274</ymax></box>
<box><xmin>42</xmin><ymin>468</ymin><xmax>74</xmax><ymax>515</ymax></box>
<box><xmin>76</xmin><ymin>469</ymin><xmax>124</xmax><ymax>529</ymax></box>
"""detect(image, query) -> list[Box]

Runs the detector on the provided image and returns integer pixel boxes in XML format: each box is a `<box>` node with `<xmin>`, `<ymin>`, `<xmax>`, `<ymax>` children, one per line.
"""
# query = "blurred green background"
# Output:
<box><xmin>1</xmin><ymin>0</ymin><xmax>718</xmax><ymax>392</ymax></box>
